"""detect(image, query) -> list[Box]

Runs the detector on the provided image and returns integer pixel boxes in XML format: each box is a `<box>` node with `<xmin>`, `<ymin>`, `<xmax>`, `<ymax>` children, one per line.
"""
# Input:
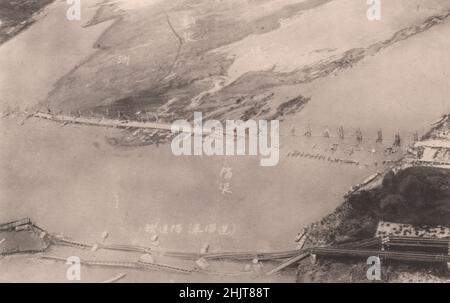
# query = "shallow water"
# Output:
<box><xmin>0</xmin><ymin>0</ymin><xmax>113</xmax><ymax>110</ymax></box>
<box><xmin>217</xmin><ymin>0</ymin><xmax>450</xmax><ymax>84</ymax></box>
<box><xmin>0</xmin><ymin>115</ymin><xmax>381</xmax><ymax>282</ymax></box>
<box><xmin>0</xmin><ymin>0</ymin><xmax>449</xmax><ymax>282</ymax></box>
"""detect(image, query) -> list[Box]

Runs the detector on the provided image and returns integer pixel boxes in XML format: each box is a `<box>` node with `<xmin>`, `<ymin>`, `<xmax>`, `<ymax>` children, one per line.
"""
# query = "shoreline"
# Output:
<box><xmin>0</xmin><ymin>0</ymin><xmax>117</xmax><ymax>111</ymax></box>
<box><xmin>296</xmin><ymin>115</ymin><xmax>450</xmax><ymax>282</ymax></box>
<box><xmin>0</xmin><ymin>0</ymin><xmax>55</xmax><ymax>46</ymax></box>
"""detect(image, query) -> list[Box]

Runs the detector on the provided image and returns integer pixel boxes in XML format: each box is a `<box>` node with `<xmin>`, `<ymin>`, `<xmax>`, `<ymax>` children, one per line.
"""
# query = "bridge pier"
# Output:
<box><xmin>310</xmin><ymin>253</ymin><xmax>317</xmax><ymax>265</ymax></box>
<box><xmin>448</xmin><ymin>243</ymin><xmax>450</xmax><ymax>272</ymax></box>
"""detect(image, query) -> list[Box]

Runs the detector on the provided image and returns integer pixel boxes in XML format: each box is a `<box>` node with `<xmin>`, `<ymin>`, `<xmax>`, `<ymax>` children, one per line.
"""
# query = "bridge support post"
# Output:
<box><xmin>381</xmin><ymin>236</ymin><xmax>389</xmax><ymax>251</ymax></box>
<box><xmin>310</xmin><ymin>254</ymin><xmax>317</xmax><ymax>265</ymax></box>
<box><xmin>447</xmin><ymin>243</ymin><xmax>450</xmax><ymax>272</ymax></box>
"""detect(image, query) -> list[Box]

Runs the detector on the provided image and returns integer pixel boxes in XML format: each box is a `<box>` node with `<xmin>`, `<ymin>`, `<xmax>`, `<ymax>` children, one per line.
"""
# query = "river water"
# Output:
<box><xmin>0</xmin><ymin>0</ymin><xmax>449</xmax><ymax>282</ymax></box>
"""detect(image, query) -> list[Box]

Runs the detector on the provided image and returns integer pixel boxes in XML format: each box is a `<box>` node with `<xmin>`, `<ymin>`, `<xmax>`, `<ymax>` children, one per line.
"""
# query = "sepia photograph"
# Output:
<box><xmin>0</xmin><ymin>0</ymin><xmax>449</xmax><ymax>286</ymax></box>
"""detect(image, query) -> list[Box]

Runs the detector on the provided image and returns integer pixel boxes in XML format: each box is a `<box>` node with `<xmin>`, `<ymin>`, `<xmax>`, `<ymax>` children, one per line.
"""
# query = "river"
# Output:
<box><xmin>0</xmin><ymin>0</ymin><xmax>449</xmax><ymax>282</ymax></box>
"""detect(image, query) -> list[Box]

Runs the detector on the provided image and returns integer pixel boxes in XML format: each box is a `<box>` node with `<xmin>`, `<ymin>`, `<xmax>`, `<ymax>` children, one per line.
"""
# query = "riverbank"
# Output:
<box><xmin>296</xmin><ymin>117</ymin><xmax>450</xmax><ymax>282</ymax></box>
<box><xmin>1</xmin><ymin>0</ymin><xmax>450</xmax><ymax>283</ymax></box>
<box><xmin>0</xmin><ymin>0</ymin><xmax>115</xmax><ymax>110</ymax></box>
<box><xmin>0</xmin><ymin>0</ymin><xmax>54</xmax><ymax>45</ymax></box>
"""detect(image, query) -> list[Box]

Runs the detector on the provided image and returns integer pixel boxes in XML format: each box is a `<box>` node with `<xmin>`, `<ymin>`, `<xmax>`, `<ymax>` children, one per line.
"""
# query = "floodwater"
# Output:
<box><xmin>0</xmin><ymin>0</ymin><xmax>449</xmax><ymax>282</ymax></box>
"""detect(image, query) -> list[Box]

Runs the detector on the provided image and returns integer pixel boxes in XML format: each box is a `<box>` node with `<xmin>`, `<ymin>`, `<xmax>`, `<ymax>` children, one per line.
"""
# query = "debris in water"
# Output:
<box><xmin>101</xmin><ymin>231</ymin><xmax>109</xmax><ymax>240</ymax></box>
<box><xmin>305</xmin><ymin>125</ymin><xmax>312</xmax><ymax>137</ymax></box>
<box><xmin>376</xmin><ymin>129</ymin><xmax>383</xmax><ymax>143</ymax></box>
<box><xmin>103</xmin><ymin>273</ymin><xmax>127</xmax><ymax>283</ymax></box>
<box><xmin>200</xmin><ymin>243</ymin><xmax>209</xmax><ymax>255</ymax></box>
<box><xmin>139</xmin><ymin>253</ymin><xmax>154</xmax><ymax>264</ymax></box>
<box><xmin>15</xmin><ymin>224</ymin><xmax>30</xmax><ymax>232</ymax></box>
<box><xmin>91</xmin><ymin>244</ymin><xmax>99</xmax><ymax>252</ymax></box>
<box><xmin>195</xmin><ymin>257</ymin><xmax>210</xmax><ymax>269</ymax></box>
<box><xmin>323</xmin><ymin>126</ymin><xmax>330</xmax><ymax>138</ymax></box>
<box><xmin>295</xmin><ymin>228</ymin><xmax>307</xmax><ymax>243</ymax></box>
<box><xmin>339</xmin><ymin>126</ymin><xmax>345</xmax><ymax>139</ymax></box>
